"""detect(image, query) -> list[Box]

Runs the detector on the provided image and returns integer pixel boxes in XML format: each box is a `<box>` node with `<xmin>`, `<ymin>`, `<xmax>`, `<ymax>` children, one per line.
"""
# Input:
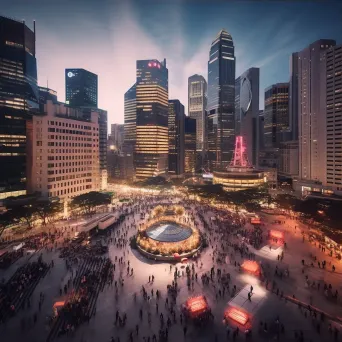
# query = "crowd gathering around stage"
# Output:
<box><xmin>0</xmin><ymin>190</ymin><xmax>341</xmax><ymax>342</ymax></box>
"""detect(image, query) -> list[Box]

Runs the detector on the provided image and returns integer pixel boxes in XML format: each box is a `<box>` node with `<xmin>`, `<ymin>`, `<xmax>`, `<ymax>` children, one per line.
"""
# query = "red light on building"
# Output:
<box><xmin>225</xmin><ymin>307</ymin><xmax>249</xmax><ymax>325</ymax></box>
<box><xmin>241</xmin><ymin>260</ymin><xmax>260</xmax><ymax>276</ymax></box>
<box><xmin>157</xmin><ymin>64</ymin><xmax>160</xmax><ymax>68</ymax></box>
<box><xmin>148</xmin><ymin>63</ymin><xmax>152</xmax><ymax>67</ymax></box>
<box><xmin>153</xmin><ymin>62</ymin><xmax>157</xmax><ymax>66</ymax></box>
<box><xmin>231</xmin><ymin>135</ymin><xmax>250</xmax><ymax>168</ymax></box>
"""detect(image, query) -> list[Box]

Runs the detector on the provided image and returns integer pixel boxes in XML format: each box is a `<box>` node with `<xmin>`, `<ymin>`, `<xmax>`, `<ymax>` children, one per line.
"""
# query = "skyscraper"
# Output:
<box><xmin>297</xmin><ymin>40</ymin><xmax>335</xmax><ymax>183</ymax></box>
<box><xmin>65</xmin><ymin>68</ymin><xmax>98</xmax><ymax>108</ymax></box>
<box><xmin>188</xmin><ymin>75</ymin><xmax>207</xmax><ymax>152</ymax></box>
<box><xmin>264</xmin><ymin>83</ymin><xmax>289</xmax><ymax>149</ymax></box>
<box><xmin>289</xmin><ymin>52</ymin><xmax>299</xmax><ymax>141</ymax></box>
<box><xmin>321</xmin><ymin>44</ymin><xmax>342</xmax><ymax>191</ymax></box>
<box><xmin>124</xmin><ymin>83</ymin><xmax>136</xmax><ymax>147</ymax></box>
<box><xmin>135</xmin><ymin>59</ymin><xmax>169</xmax><ymax>179</ymax></box>
<box><xmin>0</xmin><ymin>16</ymin><xmax>39</xmax><ymax>199</ymax></box>
<box><xmin>110</xmin><ymin>124</ymin><xmax>125</xmax><ymax>152</ymax></box>
<box><xmin>207</xmin><ymin>29</ymin><xmax>236</xmax><ymax>171</ymax></box>
<box><xmin>235</xmin><ymin>67</ymin><xmax>260</xmax><ymax>166</ymax></box>
<box><xmin>168</xmin><ymin>100</ymin><xmax>185</xmax><ymax>175</ymax></box>
<box><xmin>184</xmin><ymin>117</ymin><xmax>197</xmax><ymax>174</ymax></box>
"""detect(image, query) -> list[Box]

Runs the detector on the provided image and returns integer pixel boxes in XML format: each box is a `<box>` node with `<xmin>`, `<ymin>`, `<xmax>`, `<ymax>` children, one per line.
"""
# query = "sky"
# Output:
<box><xmin>2</xmin><ymin>0</ymin><xmax>342</xmax><ymax>126</ymax></box>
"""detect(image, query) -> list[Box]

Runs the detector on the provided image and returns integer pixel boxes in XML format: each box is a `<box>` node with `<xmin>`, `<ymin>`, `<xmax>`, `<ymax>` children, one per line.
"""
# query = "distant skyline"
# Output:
<box><xmin>2</xmin><ymin>0</ymin><xmax>342</xmax><ymax>125</ymax></box>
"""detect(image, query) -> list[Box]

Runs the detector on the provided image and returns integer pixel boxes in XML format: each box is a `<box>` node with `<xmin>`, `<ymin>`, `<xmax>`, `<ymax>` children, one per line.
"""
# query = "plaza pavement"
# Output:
<box><xmin>0</xmin><ymin>200</ymin><xmax>341</xmax><ymax>342</ymax></box>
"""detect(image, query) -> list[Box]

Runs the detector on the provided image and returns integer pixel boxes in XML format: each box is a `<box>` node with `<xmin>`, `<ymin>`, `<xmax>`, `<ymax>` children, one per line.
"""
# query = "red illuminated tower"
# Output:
<box><xmin>229</xmin><ymin>136</ymin><xmax>251</xmax><ymax>168</ymax></box>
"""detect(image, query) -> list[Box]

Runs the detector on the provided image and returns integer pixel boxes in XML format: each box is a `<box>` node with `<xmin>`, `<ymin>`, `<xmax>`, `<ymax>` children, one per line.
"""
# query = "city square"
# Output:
<box><xmin>0</xmin><ymin>187</ymin><xmax>341</xmax><ymax>342</ymax></box>
<box><xmin>1</xmin><ymin>1</ymin><xmax>342</xmax><ymax>342</ymax></box>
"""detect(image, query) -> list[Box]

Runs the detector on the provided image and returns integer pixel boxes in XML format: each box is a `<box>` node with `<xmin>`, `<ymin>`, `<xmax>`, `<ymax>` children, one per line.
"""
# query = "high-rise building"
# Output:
<box><xmin>110</xmin><ymin>124</ymin><xmax>125</xmax><ymax>152</ymax></box>
<box><xmin>0</xmin><ymin>16</ymin><xmax>39</xmax><ymax>199</ymax></box>
<box><xmin>135</xmin><ymin>59</ymin><xmax>169</xmax><ymax>179</ymax></box>
<box><xmin>81</xmin><ymin>107</ymin><xmax>107</xmax><ymax>190</ymax></box>
<box><xmin>264</xmin><ymin>83</ymin><xmax>289</xmax><ymax>149</ymax></box>
<box><xmin>188</xmin><ymin>75</ymin><xmax>207</xmax><ymax>152</ymax></box>
<box><xmin>258</xmin><ymin>110</ymin><xmax>265</xmax><ymax>152</ymax></box>
<box><xmin>39</xmin><ymin>86</ymin><xmax>58</xmax><ymax>109</ymax></box>
<box><xmin>124</xmin><ymin>83</ymin><xmax>136</xmax><ymax>147</ymax></box>
<box><xmin>297</xmin><ymin>40</ymin><xmax>336</xmax><ymax>183</ymax></box>
<box><xmin>235</xmin><ymin>67</ymin><xmax>260</xmax><ymax>166</ymax></box>
<box><xmin>184</xmin><ymin>117</ymin><xmax>197</xmax><ymax>174</ymax></box>
<box><xmin>279</xmin><ymin>140</ymin><xmax>299</xmax><ymax>178</ymax></box>
<box><xmin>207</xmin><ymin>29</ymin><xmax>236</xmax><ymax>171</ymax></box>
<box><xmin>27</xmin><ymin>100</ymin><xmax>100</xmax><ymax>200</ymax></box>
<box><xmin>65</xmin><ymin>68</ymin><xmax>98</xmax><ymax>108</ymax></box>
<box><xmin>322</xmin><ymin>44</ymin><xmax>342</xmax><ymax>191</ymax></box>
<box><xmin>289</xmin><ymin>53</ymin><xmax>299</xmax><ymax>141</ymax></box>
<box><xmin>168</xmin><ymin>100</ymin><xmax>185</xmax><ymax>176</ymax></box>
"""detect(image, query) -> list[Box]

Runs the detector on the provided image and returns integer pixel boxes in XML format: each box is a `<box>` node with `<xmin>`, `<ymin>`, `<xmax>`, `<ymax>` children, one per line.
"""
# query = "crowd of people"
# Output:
<box><xmin>0</xmin><ymin>190</ymin><xmax>340</xmax><ymax>342</ymax></box>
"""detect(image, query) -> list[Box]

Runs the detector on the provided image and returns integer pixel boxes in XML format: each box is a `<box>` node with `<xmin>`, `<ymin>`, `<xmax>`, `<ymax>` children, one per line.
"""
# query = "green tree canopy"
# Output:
<box><xmin>69</xmin><ymin>191</ymin><xmax>112</xmax><ymax>214</ymax></box>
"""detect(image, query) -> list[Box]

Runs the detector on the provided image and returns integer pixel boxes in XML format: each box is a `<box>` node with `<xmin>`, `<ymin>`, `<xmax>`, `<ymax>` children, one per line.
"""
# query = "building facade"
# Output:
<box><xmin>184</xmin><ymin>117</ymin><xmax>196</xmax><ymax>174</ymax></box>
<box><xmin>65</xmin><ymin>68</ymin><xmax>98</xmax><ymax>108</ymax></box>
<box><xmin>297</xmin><ymin>40</ymin><xmax>336</xmax><ymax>183</ymax></box>
<box><xmin>110</xmin><ymin>123</ymin><xmax>125</xmax><ymax>152</ymax></box>
<box><xmin>264</xmin><ymin>83</ymin><xmax>289</xmax><ymax>149</ymax></box>
<box><xmin>124</xmin><ymin>83</ymin><xmax>136</xmax><ymax>148</ymax></box>
<box><xmin>188</xmin><ymin>74</ymin><xmax>207</xmax><ymax>152</ymax></box>
<box><xmin>168</xmin><ymin>100</ymin><xmax>185</xmax><ymax>176</ymax></box>
<box><xmin>0</xmin><ymin>16</ymin><xmax>39</xmax><ymax>199</ymax></box>
<box><xmin>323</xmin><ymin>44</ymin><xmax>342</xmax><ymax>191</ymax></box>
<box><xmin>207</xmin><ymin>29</ymin><xmax>236</xmax><ymax>171</ymax></box>
<box><xmin>135</xmin><ymin>59</ymin><xmax>169</xmax><ymax>179</ymax></box>
<box><xmin>289</xmin><ymin>52</ymin><xmax>299</xmax><ymax>141</ymax></box>
<box><xmin>81</xmin><ymin>107</ymin><xmax>107</xmax><ymax>190</ymax></box>
<box><xmin>27</xmin><ymin>100</ymin><xmax>100</xmax><ymax>200</ymax></box>
<box><xmin>278</xmin><ymin>140</ymin><xmax>299</xmax><ymax>177</ymax></box>
<box><xmin>235</xmin><ymin>67</ymin><xmax>260</xmax><ymax>166</ymax></box>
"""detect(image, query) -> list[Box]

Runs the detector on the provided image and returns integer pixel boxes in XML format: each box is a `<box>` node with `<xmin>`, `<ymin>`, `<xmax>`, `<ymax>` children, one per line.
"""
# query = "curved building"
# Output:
<box><xmin>207</xmin><ymin>29</ymin><xmax>236</xmax><ymax>171</ymax></box>
<box><xmin>235</xmin><ymin>68</ymin><xmax>260</xmax><ymax>166</ymax></box>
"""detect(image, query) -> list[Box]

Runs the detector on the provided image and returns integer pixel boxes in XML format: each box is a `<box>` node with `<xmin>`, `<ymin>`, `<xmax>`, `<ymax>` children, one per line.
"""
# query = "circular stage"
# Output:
<box><xmin>146</xmin><ymin>222</ymin><xmax>192</xmax><ymax>243</ymax></box>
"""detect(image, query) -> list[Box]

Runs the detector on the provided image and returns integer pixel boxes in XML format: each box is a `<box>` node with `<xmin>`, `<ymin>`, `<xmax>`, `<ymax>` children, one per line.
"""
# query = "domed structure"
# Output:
<box><xmin>146</xmin><ymin>223</ymin><xmax>193</xmax><ymax>243</ymax></box>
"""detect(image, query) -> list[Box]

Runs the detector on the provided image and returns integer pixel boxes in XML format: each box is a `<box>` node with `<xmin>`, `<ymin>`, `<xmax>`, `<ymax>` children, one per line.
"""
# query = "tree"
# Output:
<box><xmin>274</xmin><ymin>194</ymin><xmax>297</xmax><ymax>210</ymax></box>
<box><xmin>154</xmin><ymin>205</ymin><xmax>164</xmax><ymax>217</ymax></box>
<box><xmin>69</xmin><ymin>191</ymin><xmax>112</xmax><ymax>215</ymax></box>
<box><xmin>11</xmin><ymin>205</ymin><xmax>37</xmax><ymax>229</ymax></box>
<box><xmin>35</xmin><ymin>200</ymin><xmax>63</xmax><ymax>225</ymax></box>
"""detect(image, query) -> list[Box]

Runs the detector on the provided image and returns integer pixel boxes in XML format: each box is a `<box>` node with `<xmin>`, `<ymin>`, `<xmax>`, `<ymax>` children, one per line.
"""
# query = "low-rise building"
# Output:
<box><xmin>27</xmin><ymin>100</ymin><xmax>100</xmax><ymax>201</ymax></box>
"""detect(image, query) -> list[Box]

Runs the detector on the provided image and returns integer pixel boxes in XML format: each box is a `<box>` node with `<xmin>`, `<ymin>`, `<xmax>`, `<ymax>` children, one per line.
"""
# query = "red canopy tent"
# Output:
<box><xmin>224</xmin><ymin>306</ymin><xmax>249</xmax><ymax>326</ymax></box>
<box><xmin>184</xmin><ymin>295</ymin><xmax>210</xmax><ymax>318</ymax></box>
<box><xmin>270</xmin><ymin>230</ymin><xmax>284</xmax><ymax>240</ymax></box>
<box><xmin>241</xmin><ymin>260</ymin><xmax>260</xmax><ymax>276</ymax></box>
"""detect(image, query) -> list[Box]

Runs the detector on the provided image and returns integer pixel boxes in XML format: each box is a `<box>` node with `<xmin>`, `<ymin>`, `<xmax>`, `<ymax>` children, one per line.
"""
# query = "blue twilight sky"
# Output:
<box><xmin>2</xmin><ymin>0</ymin><xmax>342</xmax><ymax>125</ymax></box>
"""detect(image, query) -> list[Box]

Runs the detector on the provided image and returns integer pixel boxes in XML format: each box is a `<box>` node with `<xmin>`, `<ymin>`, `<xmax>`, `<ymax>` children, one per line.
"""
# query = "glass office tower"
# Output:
<box><xmin>0</xmin><ymin>16</ymin><xmax>39</xmax><ymax>199</ymax></box>
<box><xmin>168</xmin><ymin>100</ymin><xmax>185</xmax><ymax>175</ymax></box>
<box><xmin>124</xmin><ymin>83</ymin><xmax>137</xmax><ymax>147</ymax></box>
<box><xmin>264</xmin><ymin>83</ymin><xmax>289</xmax><ymax>149</ymax></box>
<box><xmin>188</xmin><ymin>74</ymin><xmax>207</xmax><ymax>152</ymax></box>
<box><xmin>135</xmin><ymin>59</ymin><xmax>169</xmax><ymax>179</ymax></box>
<box><xmin>65</xmin><ymin>68</ymin><xmax>98</xmax><ymax>108</ymax></box>
<box><xmin>207</xmin><ymin>29</ymin><xmax>236</xmax><ymax>171</ymax></box>
<box><xmin>184</xmin><ymin>117</ymin><xmax>197</xmax><ymax>174</ymax></box>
